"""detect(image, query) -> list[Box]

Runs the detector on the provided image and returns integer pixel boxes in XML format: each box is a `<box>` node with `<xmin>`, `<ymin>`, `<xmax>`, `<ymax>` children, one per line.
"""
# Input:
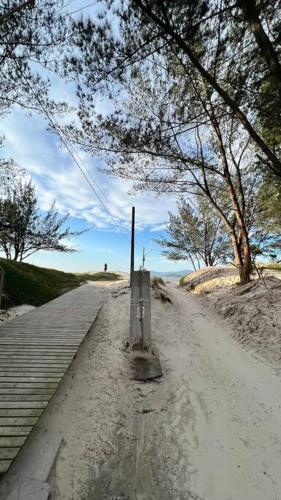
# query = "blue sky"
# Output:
<box><xmin>1</xmin><ymin>105</ymin><xmax>191</xmax><ymax>273</ymax></box>
<box><xmin>0</xmin><ymin>0</ymin><xmax>191</xmax><ymax>274</ymax></box>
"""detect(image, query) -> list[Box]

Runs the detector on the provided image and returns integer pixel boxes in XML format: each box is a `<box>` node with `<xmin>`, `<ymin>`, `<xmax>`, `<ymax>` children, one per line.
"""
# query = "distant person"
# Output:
<box><xmin>104</xmin><ymin>263</ymin><xmax>108</xmax><ymax>272</ymax></box>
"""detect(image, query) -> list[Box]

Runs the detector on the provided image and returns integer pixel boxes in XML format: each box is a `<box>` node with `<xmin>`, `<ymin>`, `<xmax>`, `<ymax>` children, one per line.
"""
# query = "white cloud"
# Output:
<box><xmin>0</xmin><ymin>109</ymin><xmax>178</xmax><ymax>232</ymax></box>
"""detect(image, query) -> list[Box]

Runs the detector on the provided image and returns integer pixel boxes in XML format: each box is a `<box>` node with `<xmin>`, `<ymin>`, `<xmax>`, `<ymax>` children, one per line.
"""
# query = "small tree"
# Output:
<box><xmin>0</xmin><ymin>180</ymin><xmax>82</xmax><ymax>261</ymax></box>
<box><xmin>157</xmin><ymin>197</ymin><xmax>231</xmax><ymax>271</ymax></box>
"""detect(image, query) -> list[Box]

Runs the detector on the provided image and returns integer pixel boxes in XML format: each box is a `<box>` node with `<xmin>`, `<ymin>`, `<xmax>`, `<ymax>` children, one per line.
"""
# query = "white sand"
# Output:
<box><xmin>2</xmin><ymin>281</ymin><xmax>281</xmax><ymax>499</ymax></box>
<box><xmin>0</xmin><ymin>304</ymin><xmax>36</xmax><ymax>322</ymax></box>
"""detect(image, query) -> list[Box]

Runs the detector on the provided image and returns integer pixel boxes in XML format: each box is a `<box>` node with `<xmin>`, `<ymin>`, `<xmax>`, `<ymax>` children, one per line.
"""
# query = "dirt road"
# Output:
<box><xmin>4</xmin><ymin>282</ymin><xmax>281</xmax><ymax>499</ymax></box>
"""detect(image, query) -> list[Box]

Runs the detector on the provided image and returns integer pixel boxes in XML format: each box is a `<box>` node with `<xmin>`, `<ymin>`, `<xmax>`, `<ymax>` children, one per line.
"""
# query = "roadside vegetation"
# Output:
<box><xmin>0</xmin><ymin>169</ymin><xmax>83</xmax><ymax>261</ymax></box>
<box><xmin>0</xmin><ymin>258</ymin><xmax>120</xmax><ymax>308</ymax></box>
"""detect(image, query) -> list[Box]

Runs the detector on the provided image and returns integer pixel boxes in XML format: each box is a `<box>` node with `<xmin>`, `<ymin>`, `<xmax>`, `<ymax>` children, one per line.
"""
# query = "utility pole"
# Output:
<box><xmin>128</xmin><ymin>209</ymin><xmax>162</xmax><ymax>380</ymax></box>
<box><xmin>130</xmin><ymin>206</ymin><xmax>135</xmax><ymax>287</ymax></box>
<box><xmin>142</xmin><ymin>246</ymin><xmax>145</xmax><ymax>268</ymax></box>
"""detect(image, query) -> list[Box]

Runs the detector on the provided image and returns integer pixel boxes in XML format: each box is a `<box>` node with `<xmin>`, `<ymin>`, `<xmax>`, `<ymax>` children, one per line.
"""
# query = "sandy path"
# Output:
<box><xmin>11</xmin><ymin>282</ymin><xmax>281</xmax><ymax>499</ymax></box>
<box><xmin>94</xmin><ymin>284</ymin><xmax>281</xmax><ymax>500</ymax></box>
<box><xmin>148</xmin><ymin>286</ymin><xmax>281</xmax><ymax>500</ymax></box>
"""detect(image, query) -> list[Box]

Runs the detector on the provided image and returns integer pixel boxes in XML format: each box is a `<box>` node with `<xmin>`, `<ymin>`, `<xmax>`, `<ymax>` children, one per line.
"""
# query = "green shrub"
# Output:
<box><xmin>0</xmin><ymin>258</ymin><xmax>121</xmax><ymax>308</ymax></box>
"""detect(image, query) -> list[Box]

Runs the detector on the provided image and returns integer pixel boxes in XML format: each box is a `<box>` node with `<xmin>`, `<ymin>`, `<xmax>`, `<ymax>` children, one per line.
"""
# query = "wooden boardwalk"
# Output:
<box><xmin>0</xmin><ymin>284</ymin><xmax>105</xmax><ymax>475</ymax></box>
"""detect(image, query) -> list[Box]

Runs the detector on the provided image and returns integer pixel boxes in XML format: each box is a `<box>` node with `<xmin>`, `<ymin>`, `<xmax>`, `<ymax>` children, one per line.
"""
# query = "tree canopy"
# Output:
<box><xmin>59</xmin><ymin>0</ymin><xmax>281</xmax><ymax>283</ymax></box>
<box><xmin>0</xmin><ymin>0</ymin><xmax>73</xmax><ymax>116</ymax></box>
<box><xmin>1</xmin><ymin>0</ymin><xmax>281</xmax><ymax>281</ymax></box>
<box><xmin>65</xmin><ymin>0</ymin><xmax>281</xmax><ymax>176</ymax></box>
<box><xmin>0</xmin><ymin>179</ymin><xmax>82</xmax><ymax>261</ymax></box>
<box><xmin>157</xmin><ymin>197</ymin><xmax>231</xmax><ymax>270</ymax></box>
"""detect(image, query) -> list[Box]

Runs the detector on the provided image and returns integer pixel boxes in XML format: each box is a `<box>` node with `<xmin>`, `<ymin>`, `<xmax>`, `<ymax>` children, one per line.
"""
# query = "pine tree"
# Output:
<box><xmin>0</xmin><ymin>179</ymin><xmax>83</xmax><ymax>261</ymax></box>
<box><xmin>157</xmin><ymin>197</ymin><xmax>231</xmax><ymax>270</ymax></box>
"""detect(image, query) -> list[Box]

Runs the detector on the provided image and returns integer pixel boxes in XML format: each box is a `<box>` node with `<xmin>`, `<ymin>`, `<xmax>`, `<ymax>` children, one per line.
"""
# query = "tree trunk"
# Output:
<box><xmin>238</xmin><ymin>232</ymin><xmax>252</xmax><ymax>284</ymax></box>
<box><xmin>239</xmin><ymin>257</ymin><xmax>252</xmax><ymax>284</ymax></box>
<box><xmin>229</xmin><ymin>228</ymin><xmax>252</xmax><ymax>284</ymax></box>
<box><xmin>188</xmin><ymin>252</ymin><xmax>197</xmax><ymax>271</ymax></box>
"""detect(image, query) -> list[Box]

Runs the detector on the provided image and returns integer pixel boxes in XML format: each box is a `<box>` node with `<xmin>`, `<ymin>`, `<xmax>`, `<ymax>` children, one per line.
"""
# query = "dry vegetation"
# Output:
<box><xmin>180</xmin><ymin>267</ymin><xmax>239</xmax><ymax>293</ymax></box>
<box><xmin>181</xmin><ymin>266</ymin><xmax>281</xmax><ymax>367</ymax></box>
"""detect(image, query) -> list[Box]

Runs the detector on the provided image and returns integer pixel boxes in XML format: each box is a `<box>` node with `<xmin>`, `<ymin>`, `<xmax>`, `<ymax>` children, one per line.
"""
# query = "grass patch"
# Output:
<box><xmin>0</xmin><ymin>258</ymin><xmax>121</xmax><ymax>308</ymax></box>
<box><xmin>179</xmin><ymin>275</ymin><xmax>187</xmax><ymax>286</ymax></box>
<box><xmin>79</xmin><ymin>272</ymin><xmax>121</xmax><ymax>282</ymax></box>
<box><xmin>179</xmin><ymin>266</ymin><xmax>239</xmax><ymax>293</ymax></box>
<box><xmin>258</xmin><ymin>263</ymin><xmax>281</xmax><ymax>271</ymax></box>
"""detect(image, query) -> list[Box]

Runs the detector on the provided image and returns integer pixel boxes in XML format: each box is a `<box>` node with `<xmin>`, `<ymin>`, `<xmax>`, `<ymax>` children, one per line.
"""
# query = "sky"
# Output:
<box><xmin>0</xmin><ymin>0</ymin><xmax>191</xmax><ymax>274</ymax></box>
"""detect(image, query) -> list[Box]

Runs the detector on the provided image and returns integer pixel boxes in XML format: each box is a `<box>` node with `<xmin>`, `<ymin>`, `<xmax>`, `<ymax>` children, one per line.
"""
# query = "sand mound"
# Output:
<box><xmin>0</xmin><ymin>304</ymin><xmax>36</xmax><ymax>322</ymax></box>
<box><xmin>181</xmin><ymin>266</ymin><xmax>239</xmax><ymax>293</ymax></box>
<box><xmin>181</xmin><ymin>266</ymin><xmax>281</xmax><ymax>365</ymax></box>
<box><xmin>201</xmin><ymin>276</ymin><xmax>281</xmax><ymax>366</ymax></box>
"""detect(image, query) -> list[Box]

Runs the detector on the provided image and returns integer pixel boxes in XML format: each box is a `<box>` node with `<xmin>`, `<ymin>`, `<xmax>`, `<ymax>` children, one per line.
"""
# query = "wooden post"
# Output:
<box><xmin>130</xmin><ymin>270</ymin><xmax>151</xmax><ymax>350</ymax></box>
<box><xmin>130</xmin><ymin>206</ymin><xmax>135</xmax><ymax>287</ymax></box>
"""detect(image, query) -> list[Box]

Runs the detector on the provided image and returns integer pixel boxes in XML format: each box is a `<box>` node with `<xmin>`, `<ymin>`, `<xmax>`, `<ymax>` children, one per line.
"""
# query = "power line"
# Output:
<box><xmin>56</xmin><ymin>0</ymin><xmax>76</xmax><ymax>15</ymax></box>
<box><xmin>53</xmin><ymin>0</ymin><xmax>100</xmax><ymax>17</ymax></box>
<box><xmin>67</xmin><ymin>1</ymin><xmax>100</xmax><ymax>16</ymax></box>
<box><xmin>16</xmin><ymin>63</ymin><xmax>133</xmax><ymax>244</ymax></box>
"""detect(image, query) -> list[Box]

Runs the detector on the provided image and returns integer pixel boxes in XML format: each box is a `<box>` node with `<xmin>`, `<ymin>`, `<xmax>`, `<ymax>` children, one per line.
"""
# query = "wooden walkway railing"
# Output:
<box><xmin>0</xmin><ymin>284</ymin><xmax>105</xmax><ymax>475</ymax></box>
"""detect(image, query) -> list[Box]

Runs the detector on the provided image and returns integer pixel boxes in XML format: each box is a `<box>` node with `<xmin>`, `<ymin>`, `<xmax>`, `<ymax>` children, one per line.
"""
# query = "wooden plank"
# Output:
<box><xmin>0</xmin><ymin>367</ymin><xmax>65</xmax><ymax>373</ymax></box>
<box><xmin>0</xmin><ymin>336</ymin><xmax>79</xmax><ymax>339</ymax></box>
<box><xmin>0</xmin><ymin>338</ymin><xmax>79</xmax><ymax>341</ymax></box>
<box><xmin>0</xmin><ymin>355</ymin><xmax>74</xmax><ymax>360</ymax></box>
<box><xmin>0</xmin><ymin>388</ymin><xmax>56</xmax><ymax>395</ymax></box>
<box><xmin>0</xmin><ymin>341</ymin><xmax>77</xmax><ymax>346</ymax></box>
<box><xmin>0</xmin><ymin>357</ymin><xmax>73</xmax><ymax>362</ymax></box>
<box><xmin>0</xmin><ymin>416</ymin><xmax>39</xmax><ymax>426</ymax></box>
<box><xmin>0</xmin><ymin>328</ymin><xmax>81</xmax><ymax>332</ymax></box>
<box><xmin>0</xmin><ymin>377</ymin><xmax>61</xmax><ymax>383</ymax></box>
<box><xmin>0</xmin><ymin>372</ymin><xmax>63</xmax><ymax>377</ymax></box>
<box><xmin>0</xmin><ymin>383</ymin><xmax>58</xmax><ymax>389</ymax></box>
<box><xmin>0</xmin><ymin>329</ymin><xmax>83</xmax><ymax>332</ymax></box>
<box><xmin>0</xmin><ymin>348</ymin><xmax>77</xmax><ymax>356</ymax></box>
<box><xmin>0</xmin><ymin>448</ymin><xmax>20</xmax><ymax>460</ymax></box>
<box><xmin>0</xmin><ymin>426</ymin><xmax>32</xmax><ymax>436</ymax></box>
<box><xmin>0</xmin><ymin>401</ymin><xmax>47</xmax><ymax>408</ymax></box>
<box><xmin>0</xmin><ymin>332</ymin><xmax>83</xmax><ymax>336</ymax></box>
<box><xmin>0</xmin><ymin>372</ymin><xmax>63</xmax><ymax>378</ymax></box>
<box><xmin>14</xmin><ymin>333</ymin><xmax>81</xmax><ymax>337</ymax></box>
<box><xmin>0</xmin><ymin>353</ymin><xmax>75</xmax><ymax>358</ymax></box>
<box><xmin>0</xmin><ymin>329</ymin><xmax>85</xmax><ymax>332</ymax></box>
<box><xmin>0</xmin><ymin>436</ymin><xmax>27</xmax><ymax>447</ymax></box>
<box><xmin>0</xmin><ymin>343</ymin><xmax>80</xmax><ymax>347</ymax></box>
<box><xmin>0</xmin><ymin>365</ymin><xmax>69</xmax><ymax>370</ymax></box>
<box><xmin>0</xmin><ymin>409</ymin><xmax>43</xmax><ymax>417</ymax></box>
<box><xmin>0</xmin><ymin>352</ymin><xmax>74</xmax><ymax>357</ymax></box>
<box><xmin>0</xmin><ymin>330</ymin><xmax>84</xmax><ymax>334</ymax></box>
<box><xmin>0</xmin><ymin>460</ymin><xmax>12</xmax><ymax>474</ymax></box>
<box><xmin>0</xmin><ymin>393</ymin><xmax>48</xmax><ymax>408</ymax></box>
<box><xmin>0</xmin><ymin>348</ymin><xmax>76</xmax><ymax>352</ymax></box>
<box><xmin>0</xmin><ymin>336</ymin><xmax>79</xmax><ymax>340</ymax></box>
<box><xmin>0</xmin><ymin>284</ymin><xmax>105</xmax><ymax>477</ymax></box>
<box><xmin>0</xmin><ymin>348</ymin><xmax>76</xmax><ymax>353</ymax></box>
<box><xmin>0</xmin><ymin>361</ymin><xmax>69</xmax><ymax>366</ymax></box>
